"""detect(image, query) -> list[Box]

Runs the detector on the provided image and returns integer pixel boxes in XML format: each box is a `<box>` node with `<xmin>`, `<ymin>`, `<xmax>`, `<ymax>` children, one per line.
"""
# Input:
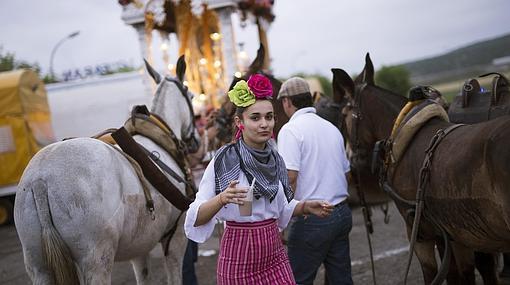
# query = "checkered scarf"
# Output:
<box><xmin>214</xmin><ymin>139</ymin><xmax>293</xmax><ymax>202</ymax></box>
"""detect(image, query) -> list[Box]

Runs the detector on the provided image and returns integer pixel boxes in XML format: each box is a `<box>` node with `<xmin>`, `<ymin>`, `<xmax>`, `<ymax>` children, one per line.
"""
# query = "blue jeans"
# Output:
<box><xmin>288</xmin><ymin>202</ymin><xmax>353</xmax><ymax>285</ymax></box>
<box><xmin>182</xmin><ymin>240</ymin><xmax>198</xmax><ymax>285</ymax></box>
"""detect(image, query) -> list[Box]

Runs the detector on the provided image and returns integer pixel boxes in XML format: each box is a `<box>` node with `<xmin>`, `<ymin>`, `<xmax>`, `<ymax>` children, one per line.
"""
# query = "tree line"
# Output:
<box><xmin>0</xmin><ymin>46</ymin><xmax>135</xmax><ymax>84</ymax></box>
<box><xmin>1</xmin><ymin>46</ymin><xmax>411</xmax><ymax>94</ymax></box>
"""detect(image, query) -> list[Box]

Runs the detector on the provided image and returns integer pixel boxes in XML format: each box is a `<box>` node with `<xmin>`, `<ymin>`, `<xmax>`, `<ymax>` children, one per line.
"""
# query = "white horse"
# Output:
<box><xmin>14</xmin><ymin>57</ymin><xmax>200</xmax><ymax>285</ymax></box>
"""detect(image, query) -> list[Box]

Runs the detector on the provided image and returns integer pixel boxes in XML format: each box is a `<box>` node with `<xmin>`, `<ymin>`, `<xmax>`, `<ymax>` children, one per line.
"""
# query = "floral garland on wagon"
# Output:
<box><xmin>238</xmin><ymin>0</ymin><xmax>275</xmax><ymax>23</ymax></box>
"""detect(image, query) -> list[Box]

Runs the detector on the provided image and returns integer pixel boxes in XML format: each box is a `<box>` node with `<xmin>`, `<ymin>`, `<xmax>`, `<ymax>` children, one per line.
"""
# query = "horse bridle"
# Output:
<box><xmin>344</xmin><ymin>83</ymin><xmax>370</xmax><ymax>171</ymax></box>
<box><xmin>339</xmin><ymin>82</ymin><xmax>380</xmax><ymax>284</ymax></box>
<box><xmin>163</xmin><ymin>76</ymin><xmax>198</xmax><ymax>153</ymax></box>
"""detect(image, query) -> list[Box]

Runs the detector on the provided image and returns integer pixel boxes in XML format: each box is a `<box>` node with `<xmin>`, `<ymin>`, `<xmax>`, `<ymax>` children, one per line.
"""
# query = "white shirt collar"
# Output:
<box><xmin>289</xmin><ymin>107</ymin><xmax>316</xmax><ymax>121</ymax></box>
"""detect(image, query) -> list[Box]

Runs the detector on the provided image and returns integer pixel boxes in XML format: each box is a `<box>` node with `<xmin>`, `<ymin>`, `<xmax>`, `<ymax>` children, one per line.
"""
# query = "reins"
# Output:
<box><xmin>349</xmin><ymin>83</ymin><xmax>378</xmax><ymax>285</ymax></box>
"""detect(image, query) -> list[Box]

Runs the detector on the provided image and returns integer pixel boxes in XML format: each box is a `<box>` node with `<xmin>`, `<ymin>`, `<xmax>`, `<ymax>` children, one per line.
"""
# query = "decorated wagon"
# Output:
<box><xmin>0</xmin><ymin>69</ymin><xmax>55</xmax><ymax>225</ymax></box>
<box><xmin>119</xmin><ymin>0</ymin><xmax>276</xmax><ymax>109</ymax></box>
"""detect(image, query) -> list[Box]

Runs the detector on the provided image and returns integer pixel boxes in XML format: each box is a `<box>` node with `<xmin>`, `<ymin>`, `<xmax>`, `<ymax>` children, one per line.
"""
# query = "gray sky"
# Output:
<box><xmin>1</xmin><ymin>0</ymin><xmax>509</xmax><ymax>78</ymax></box>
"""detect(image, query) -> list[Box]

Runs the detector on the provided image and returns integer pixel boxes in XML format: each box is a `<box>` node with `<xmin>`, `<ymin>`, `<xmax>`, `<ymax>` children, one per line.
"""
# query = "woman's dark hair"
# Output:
<box><xmin>235</xmin><ymin>106</ymin><xmax>247</xmax><ymax>118</ymax></box>
<box><xmin>288</xmin><ymin>92</ymin><xmax>313</xmax><ymax>109</ymax></box>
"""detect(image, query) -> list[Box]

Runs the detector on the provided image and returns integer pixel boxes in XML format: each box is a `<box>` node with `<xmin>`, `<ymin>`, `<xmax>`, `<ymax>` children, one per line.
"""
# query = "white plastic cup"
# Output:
<box><xmin>238</xmin><ymin>181</ymin><xmax>254</xmax><ymax>216</ymax></box>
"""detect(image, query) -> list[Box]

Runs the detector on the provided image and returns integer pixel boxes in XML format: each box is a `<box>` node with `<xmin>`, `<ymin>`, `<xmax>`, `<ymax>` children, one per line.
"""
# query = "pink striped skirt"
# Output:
<box><xmin>217</xmin><ymin>219</ymin><xmax>296</xmax><ymax>285</ymax></box>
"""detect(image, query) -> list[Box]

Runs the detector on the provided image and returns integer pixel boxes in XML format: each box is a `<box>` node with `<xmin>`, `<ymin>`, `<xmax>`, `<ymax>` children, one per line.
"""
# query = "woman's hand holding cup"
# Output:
<box><xmin>219</xmin><ymin>180</ymin><xmax>248</xmax><ymax>206</ymax></box>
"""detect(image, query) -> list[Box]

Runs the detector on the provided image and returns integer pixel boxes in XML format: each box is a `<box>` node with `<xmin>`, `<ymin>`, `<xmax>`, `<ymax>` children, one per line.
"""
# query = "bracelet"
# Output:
<box><xmin>217</xmin><ymin>193</ymin><xmax>226</xmax><ymax>207</ymax></box>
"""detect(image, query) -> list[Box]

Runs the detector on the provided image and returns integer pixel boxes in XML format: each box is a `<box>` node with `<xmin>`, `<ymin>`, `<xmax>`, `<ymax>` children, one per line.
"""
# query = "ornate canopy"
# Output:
<box><xmin>119</xmin><ymin>0</ymin><xmax>275</xmax><ymax>110</ymax></box>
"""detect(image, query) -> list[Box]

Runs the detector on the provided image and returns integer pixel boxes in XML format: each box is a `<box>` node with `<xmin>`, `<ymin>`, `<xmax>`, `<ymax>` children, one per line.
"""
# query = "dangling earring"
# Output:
<box><xmin>235</xmin><ymin>124</ymin><xmax>245</xmax><ymax>140</ymax></box>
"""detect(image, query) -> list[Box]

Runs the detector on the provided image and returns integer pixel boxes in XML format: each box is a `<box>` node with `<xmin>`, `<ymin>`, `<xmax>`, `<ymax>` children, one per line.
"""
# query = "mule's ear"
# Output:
<box><xmin>248</xmin><ymin>44</ymin><xmax>265</xmax><ymax>75</ymax></box>
<box><xmin>354</xmin><ymin>53</ymin><xmax>375</xmax><ymax>85</ymax></box>
<box><xmin>332</xmin><ymin>68</ymin><xmax>355</xmax><ymax>102</ymax></box>
<box><xmin>176</xmin><ymin>55</ymin><xmax>186</xmax><ymax>82</ymax></box>
<box><xmin>144</xmin><ymin>59</ymin><xmax>161</xmax><ymax>84</ymax></box>
<box><xmin>228</xmin><ymin>76</ymin><xmax>241</xmax><ymax>91</ymax></box>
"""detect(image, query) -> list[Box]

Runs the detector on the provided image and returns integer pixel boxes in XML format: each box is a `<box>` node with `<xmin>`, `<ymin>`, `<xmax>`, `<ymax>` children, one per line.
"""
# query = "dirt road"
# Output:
<box><xmin>1</xmin><ymin>202</ymin><xmax>434</xmax><ymax>285</ymax></box>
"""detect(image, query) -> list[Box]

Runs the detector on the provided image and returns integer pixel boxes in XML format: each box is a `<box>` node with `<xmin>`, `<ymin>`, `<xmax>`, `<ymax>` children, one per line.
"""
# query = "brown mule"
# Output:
<box><xmin>333</xmin><ymin>54</ymin><xmax>507</xmax><ymax>284</ymax></box>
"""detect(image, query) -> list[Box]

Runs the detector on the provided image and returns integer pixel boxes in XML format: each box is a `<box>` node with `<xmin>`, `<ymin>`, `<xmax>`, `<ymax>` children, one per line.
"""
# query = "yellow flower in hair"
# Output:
<box><xmin>228</xmin><ymin>80</ymin><xmax>255</xmax><ymax>107</ymax></box>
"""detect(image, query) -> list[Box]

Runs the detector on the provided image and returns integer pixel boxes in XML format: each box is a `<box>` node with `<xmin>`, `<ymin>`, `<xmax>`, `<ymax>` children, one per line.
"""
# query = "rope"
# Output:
<box><xmin>354</xmin><ymin>169</ymin><xmax>377</xmax><ymax>285</ymax></box>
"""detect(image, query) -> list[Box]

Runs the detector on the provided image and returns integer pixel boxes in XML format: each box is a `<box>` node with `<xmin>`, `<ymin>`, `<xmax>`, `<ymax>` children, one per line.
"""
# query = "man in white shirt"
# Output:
<box><xmin>277</xmin><ymin>77</ymin><xmax>353</xmax><ymax>285</ymax></box>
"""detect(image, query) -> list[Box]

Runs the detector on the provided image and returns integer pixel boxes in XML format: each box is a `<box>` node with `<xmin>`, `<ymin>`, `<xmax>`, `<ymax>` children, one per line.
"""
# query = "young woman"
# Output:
<box><xmin>184</xmin><ymin>74</ymin><xmax>333</xmax><ymax>284</ymax></box>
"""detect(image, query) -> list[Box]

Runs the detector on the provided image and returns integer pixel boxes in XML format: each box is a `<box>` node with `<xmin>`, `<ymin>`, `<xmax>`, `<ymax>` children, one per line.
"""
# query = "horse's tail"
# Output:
<box><xmin>31</xmin><ymin>179</ymin><xmax>79</xmax><ymax>285</ymax></box>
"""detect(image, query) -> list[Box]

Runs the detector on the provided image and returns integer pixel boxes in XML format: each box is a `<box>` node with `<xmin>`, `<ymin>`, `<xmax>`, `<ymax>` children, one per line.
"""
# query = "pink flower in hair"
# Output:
<box><xmin>247</xmin><ymin>74</ymin><xmax>273</xmax><ymax>99</ymax></box>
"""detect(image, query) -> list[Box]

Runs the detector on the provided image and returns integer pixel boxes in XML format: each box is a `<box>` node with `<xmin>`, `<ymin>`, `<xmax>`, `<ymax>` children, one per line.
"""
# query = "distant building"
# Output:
<box><xmin>493</xmin><ymin>56</ymin><xmax>510</xmax><ymax>66</ymax></box>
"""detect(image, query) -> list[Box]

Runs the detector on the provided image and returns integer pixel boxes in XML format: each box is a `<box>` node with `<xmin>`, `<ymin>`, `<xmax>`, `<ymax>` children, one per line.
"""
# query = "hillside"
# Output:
<box><xmin>402</xmin><ymin>33</ymin><xmax>510</xmax><ymax>84</ymax></box>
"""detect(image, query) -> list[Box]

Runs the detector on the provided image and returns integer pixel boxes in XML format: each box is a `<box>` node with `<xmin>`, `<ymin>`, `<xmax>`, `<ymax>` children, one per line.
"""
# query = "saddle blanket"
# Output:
<box><xmin>390</xmin><ymin>100</ymin><xmax>449</xmax><ymax>163</ymax></box>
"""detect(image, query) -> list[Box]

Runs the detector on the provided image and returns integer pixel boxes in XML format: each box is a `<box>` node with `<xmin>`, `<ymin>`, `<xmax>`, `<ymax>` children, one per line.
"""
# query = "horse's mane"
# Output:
<box><xmin>151</xmin><ymin>82</ymin><xmax>170</xmax><ymax>114</ymax></box>
<box><xmin>365</xmin><ymin>84</ymin><xmax>407</xmax><ymax>115</ymax></box>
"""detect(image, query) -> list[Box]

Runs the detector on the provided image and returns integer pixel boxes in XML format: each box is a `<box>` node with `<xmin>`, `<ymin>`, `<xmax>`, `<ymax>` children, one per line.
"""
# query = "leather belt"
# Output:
<box><xmin>335</xmin><ymin>199</ymin><xmax>348</xmax><ymax>207</ymax></box>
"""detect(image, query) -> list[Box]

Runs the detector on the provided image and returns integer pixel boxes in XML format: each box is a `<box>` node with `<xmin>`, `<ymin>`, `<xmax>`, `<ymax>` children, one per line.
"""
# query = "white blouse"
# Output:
<box><xmin>185</xmin><ymin>157</ymin><xmax>299</xmax><ymax>243</ymax></box>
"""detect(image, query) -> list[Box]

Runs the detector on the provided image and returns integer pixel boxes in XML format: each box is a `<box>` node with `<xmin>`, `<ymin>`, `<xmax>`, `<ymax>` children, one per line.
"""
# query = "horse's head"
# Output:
<box><xmin>144</xmin><ymin>56</ymin><xmax>201</xmax><ymax>154</ymax></box>
<box><xmin>332</xmin><ymin>53</ymin><xmax>407</xmax><ymax>174</ymax></box>
<box><xmin>214</xmin><ymin>44</ymin><xmax>286</xmax><ymax>145</ymax></box>
<box><xmin>328</xmin><ymin>53</ymin><xmax>408</xmax><ymax>206</ymax></box>
<box><xmin>315</xmin><ymin>90</ymin><xmax>349</xmax><ymax>132</ymax></box>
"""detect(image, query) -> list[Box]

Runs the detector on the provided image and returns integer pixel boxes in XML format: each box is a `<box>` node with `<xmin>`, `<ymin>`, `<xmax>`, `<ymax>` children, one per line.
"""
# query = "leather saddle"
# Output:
<box><xmin>448</xmin><ymin>72</ymin><xmax>510</xmax><ymax>123</ymax></box>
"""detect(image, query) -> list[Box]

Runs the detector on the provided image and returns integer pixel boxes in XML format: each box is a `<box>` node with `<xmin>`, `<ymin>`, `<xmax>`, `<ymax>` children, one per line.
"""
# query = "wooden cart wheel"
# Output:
<box><xmin>0</xmin><ymin>198</ymin><xmax>14</xmax><ymax>226</ymax></box>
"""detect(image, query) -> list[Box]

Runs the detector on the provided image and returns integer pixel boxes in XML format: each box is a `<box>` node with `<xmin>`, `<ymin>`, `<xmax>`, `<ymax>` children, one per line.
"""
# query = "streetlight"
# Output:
<box><xmin>49</xmin><ymin>31</ymin><xmax>80</xmax><ymax>79</ymax></box>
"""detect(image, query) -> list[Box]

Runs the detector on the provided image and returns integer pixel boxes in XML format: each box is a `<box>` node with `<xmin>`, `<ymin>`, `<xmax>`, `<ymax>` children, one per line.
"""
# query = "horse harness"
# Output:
<box><xmin>92</xmin><ymin>75</ymin><xmax>198</xmax><ymax>216</ymax></box>
<box><xmin>91</xmin><ymin>106</ymin><xmax>197</xmax><ymax>256</ymax></box>
<box><xmin>90</xmin><ymin>75</ymin><xmax>197</xmax><ymax>256</ymax></box>
<box><xmin>374</xmin><ymin>99</ymin><xmax>466</xmax><ymax>285</ymax></box>
<box><xmin>127</xmin><ymin>105</ymin><xmax>196</xmax><ymax>198</ymax></box>
<box><xmin>62</xmin><ymin>74</ymin><xmax>197</xmax><ymax>256</ymax></box>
